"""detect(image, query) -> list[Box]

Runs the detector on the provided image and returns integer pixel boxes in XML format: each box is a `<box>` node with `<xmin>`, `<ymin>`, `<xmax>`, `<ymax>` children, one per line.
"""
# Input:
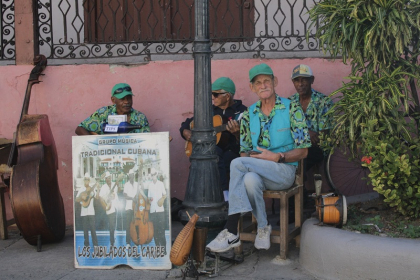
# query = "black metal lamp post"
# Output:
<box><xmin>179</xmin><ymin>0</ymin><xmax>227</xmax><ymax>228</ymax></box>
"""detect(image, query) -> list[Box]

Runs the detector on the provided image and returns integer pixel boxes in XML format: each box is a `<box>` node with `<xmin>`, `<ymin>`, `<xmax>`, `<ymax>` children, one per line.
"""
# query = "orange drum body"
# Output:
<box><xmin>316</xmin><ymin>194</ymin><xmax>347</xmax><ymax>227</ymax></box>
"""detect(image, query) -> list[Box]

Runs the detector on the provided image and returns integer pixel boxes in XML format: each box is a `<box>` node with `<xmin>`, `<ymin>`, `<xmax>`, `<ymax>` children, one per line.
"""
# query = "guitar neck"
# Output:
<box><xmin>214</xmin><ymin>123</ymin><xmax>227</xmax><ymax>134</ymax></box>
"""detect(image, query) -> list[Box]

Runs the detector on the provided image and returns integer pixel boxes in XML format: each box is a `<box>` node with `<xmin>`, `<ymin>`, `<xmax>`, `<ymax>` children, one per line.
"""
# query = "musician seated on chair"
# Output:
<box><xmin>75</xmin><ymin>173</ymin><xmax>99</xmax><ymax>248</ymax></box>
<box><xmin>206</xmin><ymin>63</ymin><xmax>310</xmax><ymax>253</ymax></box>
<box><xmin>75</xmin><ymin>83</ymin><xmax>150</xmax><ymax>135</ymax></box>
<box><xmin>288</xmin><ymin>65</ymin><xmax>334</xmax><ymax>207</ymax></box>
<box><xmin>179</xmin><ymin>77</ymin><xmax>247</xmax><ymax>196</ymax></box>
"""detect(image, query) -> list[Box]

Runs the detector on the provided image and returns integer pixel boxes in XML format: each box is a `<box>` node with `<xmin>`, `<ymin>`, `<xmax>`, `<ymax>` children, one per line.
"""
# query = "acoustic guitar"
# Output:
<box><xmin>9</xmin><ymin>55</ymin><xmax>66</xmax><ymax>249</ymax></box>
<box><xmin>98</xmin><ymin>173</ymin><xmax>124</xmax><ymax>211</ymax></box>
<box><xmin>79</xmin><ymin>181</ymin><xmax>99</xmax><ymax>208</ymax></box>
<box><xmin>184</xmin><ymin>115</ymin><xmax>228</xmax><ymax>157</ymax></box>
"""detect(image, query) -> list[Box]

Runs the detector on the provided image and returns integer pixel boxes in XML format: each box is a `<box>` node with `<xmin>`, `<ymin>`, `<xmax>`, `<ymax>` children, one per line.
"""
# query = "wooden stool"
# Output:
<box><xmin>235</xmin><ymin>159</ymin><xmax>304</xmax><ymax>259</ymax></box>
<box><xmin>0</xmin><ymin>141</ymin><xmax>15</xmax><ymax>240</ymax></box>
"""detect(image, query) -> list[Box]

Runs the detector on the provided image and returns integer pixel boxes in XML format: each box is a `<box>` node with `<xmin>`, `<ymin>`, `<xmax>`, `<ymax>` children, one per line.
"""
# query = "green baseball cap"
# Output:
<box><xmin>111</xmin><ymin>83</ymin><xmax>134</xmax><ymax>99</ymax></box>
<box><xmin>249</xmin><ymin>63</ymin><xmax>274</xmax><ymax>82</ymax></box>
<box><xmin>212</xmin><ymin>77</ymin><xmax>236</xmax><ymax>95</ymax></box>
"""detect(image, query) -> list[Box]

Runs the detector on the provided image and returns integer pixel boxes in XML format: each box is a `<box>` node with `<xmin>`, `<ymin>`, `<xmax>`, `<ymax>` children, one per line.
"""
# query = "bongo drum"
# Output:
<box><xmin>316</xmin><ymin>194</ymin><xmax>347</xmax><ymax>227</ymax></box>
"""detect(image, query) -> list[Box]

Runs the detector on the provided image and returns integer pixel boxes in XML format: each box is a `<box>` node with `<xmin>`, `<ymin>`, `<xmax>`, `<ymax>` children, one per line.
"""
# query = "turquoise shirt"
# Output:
<box><xmin>240</xmin><ymin>94</ymin><xmax>311</xmax><ymax>165</ymax></box>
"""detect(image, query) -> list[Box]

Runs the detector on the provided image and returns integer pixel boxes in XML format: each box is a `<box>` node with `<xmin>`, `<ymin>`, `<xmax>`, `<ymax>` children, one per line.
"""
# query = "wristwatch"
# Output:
<box><xmin>277</xmin><ymin>154</ymin><xmax>286</xmax><ymax>163</ymax></box>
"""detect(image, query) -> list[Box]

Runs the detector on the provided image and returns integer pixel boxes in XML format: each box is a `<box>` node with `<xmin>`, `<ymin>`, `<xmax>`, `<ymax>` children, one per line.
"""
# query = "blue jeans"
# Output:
<box><xmin>228</xmin><ymin>157</ymin><xmax>296</xmax><ymax>229</ymax></box>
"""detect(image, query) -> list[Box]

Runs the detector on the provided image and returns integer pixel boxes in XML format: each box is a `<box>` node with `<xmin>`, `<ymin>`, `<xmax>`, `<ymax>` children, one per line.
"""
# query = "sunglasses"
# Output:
<box><xmin>212</xmin><ymin>92</ymin><xmax>228</xmax><ymax>98</ymax></box>
<box><xmin>113</xmin><ymin>86</ymin><xmax>132</xmax><ymax>95</ymax></box>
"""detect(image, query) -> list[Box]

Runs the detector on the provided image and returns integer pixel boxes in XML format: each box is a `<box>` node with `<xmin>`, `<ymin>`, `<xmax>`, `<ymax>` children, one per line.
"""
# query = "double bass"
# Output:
<box><xmin>8</xmin><ymin>55</ymin><xmax>65</xmax><ymax>249</ymax></box>
<box><xmin>130</xmin><ymin>188</ymin><xmax>154</xmax><ymax>245</ymax></box>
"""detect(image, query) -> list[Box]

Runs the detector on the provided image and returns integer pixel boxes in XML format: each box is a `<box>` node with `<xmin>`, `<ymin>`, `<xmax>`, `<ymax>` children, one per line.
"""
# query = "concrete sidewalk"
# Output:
<box><xmin>0</xmin><ymin>218</ymin><xmax>316</xmax><ymax>280</ymax></box>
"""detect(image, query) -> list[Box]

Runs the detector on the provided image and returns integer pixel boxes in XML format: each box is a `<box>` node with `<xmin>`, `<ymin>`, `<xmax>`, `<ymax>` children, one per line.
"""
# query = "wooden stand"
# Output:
<box><xmin>235</xmin><ymin>159</ymin><xmax>304</xmax><ymax>260</ymax></box>
<box><xmin>0</xmin><ymin>167</ymin><xmax>14</xmax><ymax>240</ymax></box>
<box><xmin>0</xmin><ymin>140</ymin><xmax>15</xmax><ymax>240</ymax></box>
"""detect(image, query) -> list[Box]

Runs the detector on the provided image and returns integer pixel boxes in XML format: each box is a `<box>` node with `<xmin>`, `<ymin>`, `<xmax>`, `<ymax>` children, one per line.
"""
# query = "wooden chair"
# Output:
<box><xmin>235</xmin><ymin>159</ymin><xmax>304</xmax><ymax>259</ymax></box>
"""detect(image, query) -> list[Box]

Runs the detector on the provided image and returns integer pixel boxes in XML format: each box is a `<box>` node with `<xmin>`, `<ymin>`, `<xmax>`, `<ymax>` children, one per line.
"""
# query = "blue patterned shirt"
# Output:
<box><xmin>78</xmin><ymin>105</ymin><xmax>150</xmax><ymax>134</ymax></box>
<box><xmin>289</xmin><ymin>89</ymin><xmax>333</xmax><ymax>132</ymax></box>
<box><xmin>240</xmin><ymin>94</ymin><xmax>311</xmax><ymax>153</ymax></box>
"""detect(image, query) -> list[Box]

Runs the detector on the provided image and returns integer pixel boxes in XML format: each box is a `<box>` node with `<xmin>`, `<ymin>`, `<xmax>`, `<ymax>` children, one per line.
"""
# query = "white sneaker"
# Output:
<box><xmin>254</xmin><ymin>225</ymin><xmax>272</xmax><ymax>250</ymax></box>
<box><xmin>206</xmin><ymin>229</ymin><xmax>241</xmax><ymax>253</ymax></box>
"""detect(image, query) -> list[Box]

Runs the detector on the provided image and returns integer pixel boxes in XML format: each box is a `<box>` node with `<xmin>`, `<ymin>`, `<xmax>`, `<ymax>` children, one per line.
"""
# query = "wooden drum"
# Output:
<box><xmin>316</xmin><ymin>194</ymin><xmax>347</xmax><ymax>227</ymax></box>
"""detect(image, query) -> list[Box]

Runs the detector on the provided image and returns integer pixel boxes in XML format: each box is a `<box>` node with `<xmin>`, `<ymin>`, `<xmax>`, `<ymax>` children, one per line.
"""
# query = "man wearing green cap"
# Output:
<box><xmin>289</xmin><ymin>64</ymin><xmax>333</xmax><ymax>176</ymax></box>
<box><xmin>179</xmin><ymin>77</ymin><xmax>247</xmax><ymax>195</ymax></box>
<box><xmin>75</xmin><ymin>83</ymin><xmax>150</xmax><ymax>135</ymax></box>
<box><xmin>206</xmin><ymin>63</ymin><xmax>311</xmax><ymax>252</ymax></box>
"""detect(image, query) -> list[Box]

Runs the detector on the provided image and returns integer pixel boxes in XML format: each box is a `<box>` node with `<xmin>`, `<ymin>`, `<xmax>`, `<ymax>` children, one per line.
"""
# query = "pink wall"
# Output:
<box><xmin>0</xmin><ymin>58</ymin><xmax>351</xmax><ymax>225</ymax></box>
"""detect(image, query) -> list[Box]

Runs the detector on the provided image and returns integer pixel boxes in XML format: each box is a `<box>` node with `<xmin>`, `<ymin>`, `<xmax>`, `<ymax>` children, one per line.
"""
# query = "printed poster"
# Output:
<box><xmin>72</xmin><ymin>132</ymin><xmax>171</xmax><ymax>269</ymax></box>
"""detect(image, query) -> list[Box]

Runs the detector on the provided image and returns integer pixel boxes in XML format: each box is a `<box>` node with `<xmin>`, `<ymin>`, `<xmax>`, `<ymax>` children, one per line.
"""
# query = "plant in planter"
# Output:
<box><xmin>308</xmin><ymin>0</ymin><xmax>420</xmax><ymax>215</ymax></box>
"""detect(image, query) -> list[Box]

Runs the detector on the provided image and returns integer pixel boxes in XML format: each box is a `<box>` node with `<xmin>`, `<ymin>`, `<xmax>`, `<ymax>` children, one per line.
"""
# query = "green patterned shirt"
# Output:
<box><xmin>78</xmin><ymin>105</ymin><xmax>150</xmax><ymax>134</ymax></box>
<box><xmin>289</xmin><ymin>89</ymin><xmax>333</xmax><ymax>132</ymax></box>
<box><xmin>240</xmin><ymin>94</ymin><xmax>311</xmax><ymax>153</ymax></box>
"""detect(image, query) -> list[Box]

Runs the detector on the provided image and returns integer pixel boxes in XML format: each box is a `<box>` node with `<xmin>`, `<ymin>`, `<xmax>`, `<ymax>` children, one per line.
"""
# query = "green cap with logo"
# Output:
<box><xmin>249</xmin><ymin>63</ymin><xmax>274</xmax><ymax>82</ymax></box>
<box><xmin>212</xmin><ymin>77</ymin><xmax>236</xmax><ymax>95</ymax></box>
<box><xmin>111</xmin><ymin>83</ymin><xmax>134</xmax><ymax>99</ymax></box>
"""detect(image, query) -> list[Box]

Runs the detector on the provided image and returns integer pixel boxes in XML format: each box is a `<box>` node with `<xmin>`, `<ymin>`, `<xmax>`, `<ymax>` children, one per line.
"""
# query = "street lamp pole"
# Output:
<box><xmin>179</xmin><ymin>0</ymin><xmax>227</xmax><ymax>228</ymax></box>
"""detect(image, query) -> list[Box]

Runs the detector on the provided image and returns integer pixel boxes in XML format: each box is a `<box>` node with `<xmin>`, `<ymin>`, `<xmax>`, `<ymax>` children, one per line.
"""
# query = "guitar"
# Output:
<box><xmin>100</xmin><ymin>173</ymin><xmax>124</xmax><ymax>211</ymax></box>
<box><xmin>79</xmin><ymin>181</ymin><xmax>99</xmax><ymax>208</ymax></box>
<box><xmin>185</xmin><ymin>115</ymin><xmax>229</xmax><ymax>157</ymax></box>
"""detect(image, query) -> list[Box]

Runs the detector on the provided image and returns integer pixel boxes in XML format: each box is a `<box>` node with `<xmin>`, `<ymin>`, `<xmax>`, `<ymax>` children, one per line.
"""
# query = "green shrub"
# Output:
<box><xmin>362</xmin><ymin>120</ymin><xmax>420</xmax><ymax>218</ymax></box>
<box><xmin>310</xmin><ymin>0</ymin><xmax>420</xmax><ymax>216</ymax></box>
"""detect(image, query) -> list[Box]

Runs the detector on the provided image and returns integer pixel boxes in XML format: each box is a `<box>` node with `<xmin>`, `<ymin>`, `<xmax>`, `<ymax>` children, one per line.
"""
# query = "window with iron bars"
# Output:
<box><xmin>83</xmin><ymin>0</ymin><xmax>254</xmax><ymax>43</ymax></box>
<box><xmin>37</xmin><ymin>0</ymin><xmax>321</xmax><ymax>64</ymax></box>
<box><xmin>0</xmin><ymin>0</ymin><xmax>15</xmax><ymax>64</ymax></box>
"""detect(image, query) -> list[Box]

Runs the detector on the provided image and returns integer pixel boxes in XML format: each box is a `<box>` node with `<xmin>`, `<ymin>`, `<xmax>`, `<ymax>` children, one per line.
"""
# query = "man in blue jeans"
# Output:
<box><xmin>206</xmin><ymin>64</ymin><xmax>310</xmax><ymax>252</ymax></box>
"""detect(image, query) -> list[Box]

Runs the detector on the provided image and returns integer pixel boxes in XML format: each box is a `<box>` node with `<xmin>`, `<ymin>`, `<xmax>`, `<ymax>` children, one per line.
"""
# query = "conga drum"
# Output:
<box><xmin>316</xmin><ymin>194</ymin><xmax>347</xmax><ymax>227</ymax></box>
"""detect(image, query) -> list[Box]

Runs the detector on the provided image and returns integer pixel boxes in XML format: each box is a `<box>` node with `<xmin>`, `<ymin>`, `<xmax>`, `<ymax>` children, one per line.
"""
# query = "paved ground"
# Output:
<box><xmin>0</xmin><ymin>215</ymin><xmax>318</xmax><ymax>280</ymax></box>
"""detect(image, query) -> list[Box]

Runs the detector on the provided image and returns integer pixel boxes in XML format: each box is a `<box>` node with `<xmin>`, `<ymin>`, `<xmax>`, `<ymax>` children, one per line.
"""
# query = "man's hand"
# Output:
<box><xmin>226</xmin><ymin>120</ymin><xmax>240</xmax><ymax>134</ymax></box>
<box><xmin>226</xmin><ymin>119</ymin><xmax>240</xmax><ymax>142</ymax></box>
<box><xmin>309</xmin><ymin>130</ymin><xmax>319</xmax><ymax>145</ymax></box>
<box><xmin>182</xmin><ymin>129</ymin><xmax>192</xmax><ymax>141</ymax></box>
<box><xmin>75</xmin><ymin>126</ymin><xmax>98</xmax><ymax>135</ymax></box>
<box><xmin>249</xmin><ymin>146</ymin><xmax>283</xmax><ymax>162</ymax></box>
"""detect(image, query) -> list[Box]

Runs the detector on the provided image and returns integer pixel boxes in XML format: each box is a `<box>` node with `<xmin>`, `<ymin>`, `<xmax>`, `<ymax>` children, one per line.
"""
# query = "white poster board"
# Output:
<box><xmin>72</xmin><ymin>132</ymin><xmax>171</xmax><ymax>269</ymax></box>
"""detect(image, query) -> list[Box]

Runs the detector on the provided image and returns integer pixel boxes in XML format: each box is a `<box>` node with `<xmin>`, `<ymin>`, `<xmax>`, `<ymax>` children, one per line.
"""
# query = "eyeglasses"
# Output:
<box><xmin>113</xmin><ymin>86</ymin><xmax>132</xmax><ymax>95</ymax></box>
<box><xmin>212</xmin><ymin>92</ymin><xmax>228</xmax><ymax>98</ymax></box>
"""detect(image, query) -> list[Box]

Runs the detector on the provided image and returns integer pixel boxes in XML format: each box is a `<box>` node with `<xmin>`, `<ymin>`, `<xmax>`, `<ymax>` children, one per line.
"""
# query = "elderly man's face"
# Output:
<box><xmin>292</xmin><ymin>76</ymin><xmax>314</xmax><ymax>96</ymax></box>
<box><xmin>211</xmin><ymin>90</ymin><xmax>229</xmax><ymax>108</ymax></box>
<box><xmin>84</xmin><ymin>178</ymin><xmax>91</xmax><ymax>188</ymax></box>
<box><xmin>250</xmin><ymin>74</ymin><xmax>278</xmax><ymax>101</ymax></box>
<box><xmin>106</xmin><ymin>176</ymin><xmax>112</xmax><ymax>185</ymax></box>
<box><xmin>111</xmin><ymin>95</ymin><xmax>133</xmax><ymax>115</ymax></box>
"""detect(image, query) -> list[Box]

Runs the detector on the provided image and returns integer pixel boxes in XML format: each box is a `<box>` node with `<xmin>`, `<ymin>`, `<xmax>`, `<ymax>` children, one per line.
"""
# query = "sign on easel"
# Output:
<box><xmin>72</xmin><ymin>132</ymin><xmax>171</xmax><ymax>269</ymax></box>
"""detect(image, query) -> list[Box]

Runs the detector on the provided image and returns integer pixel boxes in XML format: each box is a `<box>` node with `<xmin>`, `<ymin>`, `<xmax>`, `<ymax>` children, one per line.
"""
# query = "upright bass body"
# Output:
<box><xmin>10</xmin><ymin>115</ymin><xmax>66</xmax><ymax>245</ymax></box>
<box><xmin>130</xmin><ymin>192</ymin><xmax>153</xmax><ymax>245</ymax></box>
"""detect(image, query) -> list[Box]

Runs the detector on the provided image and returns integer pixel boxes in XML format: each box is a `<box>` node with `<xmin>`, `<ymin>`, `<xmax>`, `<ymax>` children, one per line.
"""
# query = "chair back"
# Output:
<box><xmin>294</xmin><ymin>159</ymin><xmax>304</xmax><ymax>187</ymax></box>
